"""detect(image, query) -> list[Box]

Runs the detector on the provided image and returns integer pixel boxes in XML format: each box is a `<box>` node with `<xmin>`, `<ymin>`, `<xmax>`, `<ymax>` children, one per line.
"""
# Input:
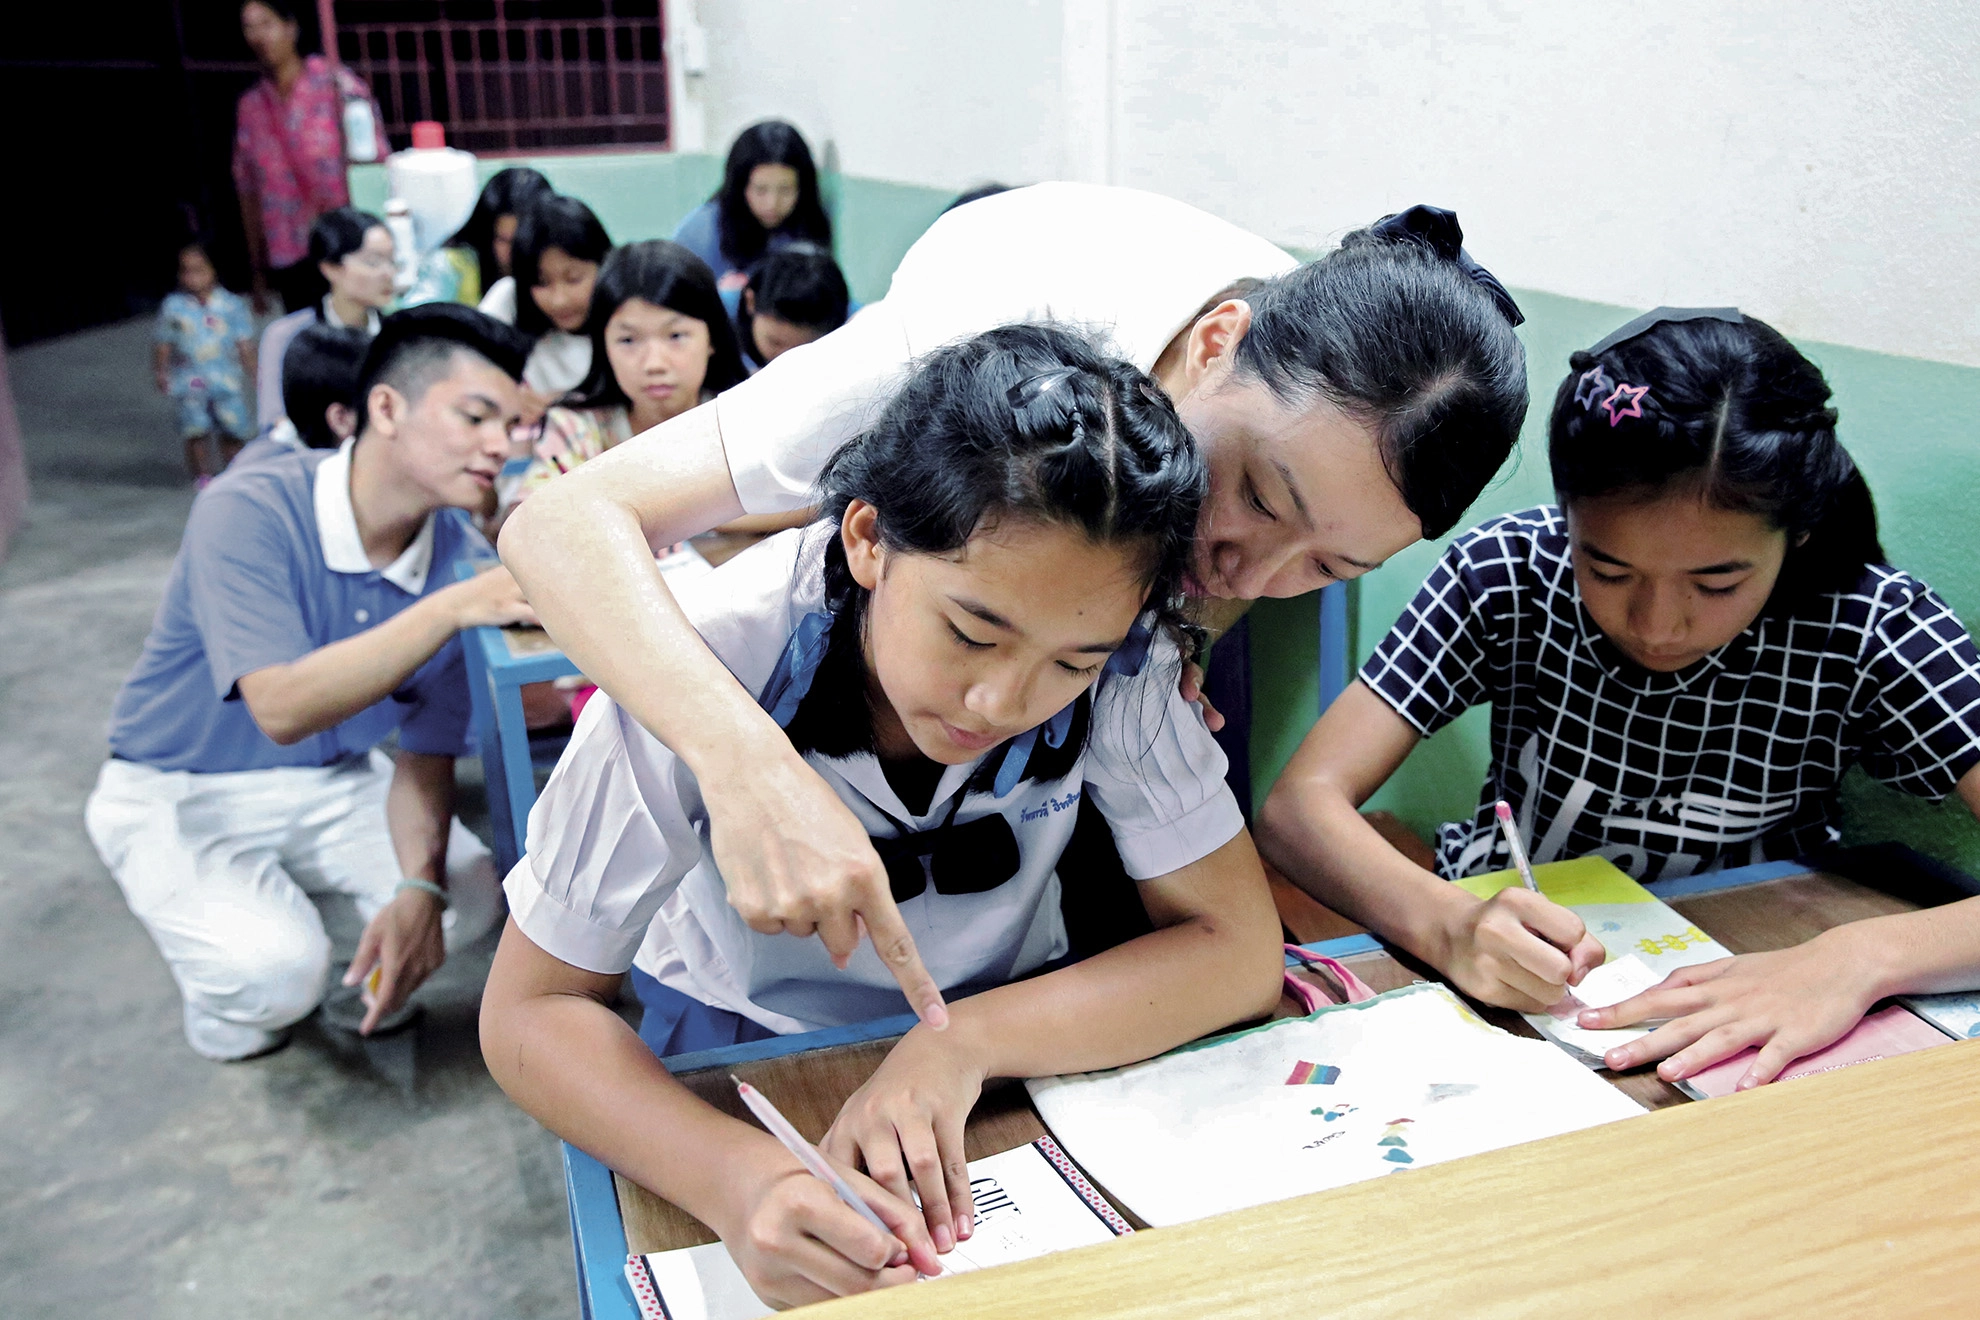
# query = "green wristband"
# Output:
<box><xmin>394</xmin><ymin>878</ymin><xmax>449</xmax><ymax>907</ymax></box>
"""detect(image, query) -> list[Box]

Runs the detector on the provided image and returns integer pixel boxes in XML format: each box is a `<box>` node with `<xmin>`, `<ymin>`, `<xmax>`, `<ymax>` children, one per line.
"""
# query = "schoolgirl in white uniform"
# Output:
<box><xmin>481</xmin><ymin>324</ymin><xmax>1283</xmax><ymax>1308</ymax></box>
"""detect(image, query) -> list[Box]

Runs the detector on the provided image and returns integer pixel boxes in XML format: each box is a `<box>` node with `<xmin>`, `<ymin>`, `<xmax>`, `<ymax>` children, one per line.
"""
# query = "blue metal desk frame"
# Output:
<box><xmin>458</xmin><ymin>613</ymin><xmax>581</xmax><ymax>875</ymax></box>
<box><xmin>559</xmin><ymin>855</ymin><xmax>1818</xmax><ymax>1319</ymax></box>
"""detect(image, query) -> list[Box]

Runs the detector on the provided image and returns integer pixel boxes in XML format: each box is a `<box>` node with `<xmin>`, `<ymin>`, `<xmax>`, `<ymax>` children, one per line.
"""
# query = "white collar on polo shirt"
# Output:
<box><xmin>321</xmin><ymin>294</ymin><xmax>383</xmax><ymax>336</ymax></box>
<box><xmin>313</xmin><ymin>436</ymin><xmax>436</xmax><ymax>594</ymax></box>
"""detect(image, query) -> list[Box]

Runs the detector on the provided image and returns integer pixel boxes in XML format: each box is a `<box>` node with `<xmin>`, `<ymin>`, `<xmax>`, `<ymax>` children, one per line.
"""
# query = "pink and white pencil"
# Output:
<box><xmin>1494</xmin><ymin>800</ymin><xmax>1540</xmax><ymax>893</ymax></box>
<box><xmin>734</xmin><ymin>1078</ymin><xmax>893</xmax><ymax>1237</ymax></box>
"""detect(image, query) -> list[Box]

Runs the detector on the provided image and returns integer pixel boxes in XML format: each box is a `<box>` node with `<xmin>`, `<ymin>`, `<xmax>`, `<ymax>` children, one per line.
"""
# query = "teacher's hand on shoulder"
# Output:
<box><xmin>705</xmin><ymin>746</ymin><xmax>950</xmax><ymax>1030</ymax></box>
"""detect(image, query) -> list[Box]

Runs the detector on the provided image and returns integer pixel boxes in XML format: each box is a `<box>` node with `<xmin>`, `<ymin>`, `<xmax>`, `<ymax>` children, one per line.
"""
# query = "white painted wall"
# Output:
<box><xmin>687</xmin><ymin>0</ymin><xmax>1980</xmax><ymax>366</ymax></box>
<box><xmin>681</xmin><ymin>0</ymin><xmax>1066</xmax><ymax>190</ymax></box>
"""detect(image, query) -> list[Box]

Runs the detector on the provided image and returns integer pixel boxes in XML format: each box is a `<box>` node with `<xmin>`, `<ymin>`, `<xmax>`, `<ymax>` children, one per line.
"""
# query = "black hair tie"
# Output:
<box><xmin>1368</xmin><ymin>204</ymin><xmax>1526</xmax><ymax>328</ymax></box>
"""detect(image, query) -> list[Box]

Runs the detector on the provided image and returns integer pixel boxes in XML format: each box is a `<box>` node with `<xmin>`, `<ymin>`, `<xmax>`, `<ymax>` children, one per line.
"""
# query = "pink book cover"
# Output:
<box><xmin>1676</xmin><ymin>1005</ymin><xmax>1953</xmax><ymax>1099</ymax></box>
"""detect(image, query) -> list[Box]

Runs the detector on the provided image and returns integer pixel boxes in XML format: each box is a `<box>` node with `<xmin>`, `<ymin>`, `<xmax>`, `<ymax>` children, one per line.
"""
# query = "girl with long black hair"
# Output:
<box><xmin>672</xmin><ymin>120</ymin><xmax>834</xmax><ymax>289</ymax></box>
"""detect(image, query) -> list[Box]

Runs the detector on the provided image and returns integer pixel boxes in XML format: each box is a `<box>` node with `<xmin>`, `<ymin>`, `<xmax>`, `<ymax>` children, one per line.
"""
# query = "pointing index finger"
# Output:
<box><xmin>858</xmin><ymin>893</ymin><xmax>948</xmax><ymax>1030</ymax></box>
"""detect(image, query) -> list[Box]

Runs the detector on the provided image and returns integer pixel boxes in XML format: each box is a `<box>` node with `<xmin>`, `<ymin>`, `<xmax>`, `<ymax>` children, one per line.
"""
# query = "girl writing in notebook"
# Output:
<box><xmin>1261</xmin><ymin>308</ymin><xmax>1980</xmax><ymax>1090</ymax></box>
<box><xmin>480</xmin><ymin>324</ymin><xmax>1283</xmax><ymax>1307</ymax></box>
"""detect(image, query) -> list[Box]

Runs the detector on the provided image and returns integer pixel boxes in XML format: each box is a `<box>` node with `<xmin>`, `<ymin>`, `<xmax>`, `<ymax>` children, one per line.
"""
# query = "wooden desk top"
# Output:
<box><xmin>616</xmin><ymin>864</ymin><xmax>1950</xmax><ymax>1284</ymax></box>
<box><xmin>810</xmin><ymin>1038</ymin><xmax>1980</xmax><ymax>1317</ymax></box>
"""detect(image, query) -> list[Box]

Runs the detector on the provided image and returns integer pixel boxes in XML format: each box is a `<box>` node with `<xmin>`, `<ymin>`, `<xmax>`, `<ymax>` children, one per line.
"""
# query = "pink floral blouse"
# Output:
<box><xmin>232</xmin><ymin>55</ymin><xmax>389</xmax><ymax>269</ymax></box>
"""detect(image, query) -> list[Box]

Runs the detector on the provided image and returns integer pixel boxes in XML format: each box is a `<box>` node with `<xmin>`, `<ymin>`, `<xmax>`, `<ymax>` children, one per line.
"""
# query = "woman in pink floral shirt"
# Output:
<box><xmin>233</xmin><ymin>1</ymin><xmax>389</xmax><ymax>312</ymax></box>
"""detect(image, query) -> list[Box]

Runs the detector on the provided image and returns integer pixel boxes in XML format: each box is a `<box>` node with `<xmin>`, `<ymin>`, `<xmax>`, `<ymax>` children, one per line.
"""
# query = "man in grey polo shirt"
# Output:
<box><xmin>87</xmin><ymin>305</ymin><xmax>538</xmax><ymax>1060</ymax></box>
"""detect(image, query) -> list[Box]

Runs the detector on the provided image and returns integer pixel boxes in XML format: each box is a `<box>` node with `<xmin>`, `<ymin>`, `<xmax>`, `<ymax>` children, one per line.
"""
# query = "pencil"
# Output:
<box><xmin>1494</xmin><ymin>800</ymin><xmax>1541</xmax><ymax>893</ymax></box>
<box><xmin>734</xmin><ymin>1077</ymin><xmax>894</xmax><ymax>1238</ymax></box>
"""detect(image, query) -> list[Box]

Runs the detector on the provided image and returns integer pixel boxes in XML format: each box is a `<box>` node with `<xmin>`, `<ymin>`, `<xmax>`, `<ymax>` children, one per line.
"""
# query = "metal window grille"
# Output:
<box><xmin>327</xmin><ymin>1</ymin><xmax>670</xmax><ymax>153</ymax></box>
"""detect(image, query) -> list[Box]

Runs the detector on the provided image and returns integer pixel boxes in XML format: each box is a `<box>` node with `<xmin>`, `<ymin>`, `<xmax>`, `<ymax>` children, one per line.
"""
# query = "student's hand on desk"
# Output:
<box><xmin>1442</xmin><ymin>888</ymin><xmax>1607</xmax><ymax>1012</ymax></box>
<box><xmin>345</xmin><ymin>888</ymin><xmax>446</xmax><ymax>1034</ymax></box>
<box><xmin>445</xmin><ymin>564</ymin><xmax>539</xmax><ymax>630</ymax></box>
<box><xmin>1579</xmin><ymin>939</ymin><xmax>1880</xmax><ymax>1089</ymax></box>
<box><xmin>708</xmin><ymin>751</ymin><xmax>950</xmax><ymax>1029</ymax></box>
<box><xmin>719</xmin><ymin>1138</ymin><xmax>933</xmax><ymax>1307</ymax></box>
<box><xmin>822</xmin><ymin>1024</ymin><xmax>986</xmax><ymax>1256</ymax></box>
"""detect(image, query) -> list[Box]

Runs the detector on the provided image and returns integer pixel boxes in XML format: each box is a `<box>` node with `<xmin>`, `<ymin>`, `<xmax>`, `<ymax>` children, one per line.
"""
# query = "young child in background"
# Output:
<box><xmin>502</xmin><ymin>240</ymin><xmax>746</xmax><ymax>517</ymax></box>
<box><xmin>672</xmin><ymin>120</ymin><xmax>834</xmax><ymax>291</ymax></box>
<box><xmin>736</xmin><ymin>241</ymin><xmax>850</xmax><ymax>371</ymax></box>
<box><xmin>1261</xmin><ymin>307</ymin><xmax>1980</xmax><ymax>1089</ymax></box>
<box><xmin>155</xmin><ymin>243</ymin><xmax>257</xmax><ymax>481</ymax></box>
<box><xmin>255</xmin><ymin>207</ymin><xmax>395</xmax><ymax>430</ymax></box>
<box><xmin>480</xmin><ymin>324</ymin><xmax>1282</xmax><ymax>1308</ymax></box>
<box><xmin>478</xmin><ymin>193</ymin><xmax>613</xmax><ymax>416</ymax></box>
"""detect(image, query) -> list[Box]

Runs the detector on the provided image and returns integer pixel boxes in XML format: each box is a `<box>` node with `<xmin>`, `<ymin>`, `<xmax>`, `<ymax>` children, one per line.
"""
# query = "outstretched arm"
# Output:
<box><xmin>1258</xmin><ymin>680</ymin><xmax>1604</xmax><ymax>1009</ymax></box>
<box><xmin>235</xmin><ymin>565</ymin><xmax>533</xmax><ymax>743</ymax></box>
<box><xmin>497</xmin><ymin>404</ymin><xmax>949</xmax><ymax>1028</ymax></box>
<box><xmin>1587</xmin><ymin>763</ymin><xmax>1980</xmax><ymax>1088</ymax></box>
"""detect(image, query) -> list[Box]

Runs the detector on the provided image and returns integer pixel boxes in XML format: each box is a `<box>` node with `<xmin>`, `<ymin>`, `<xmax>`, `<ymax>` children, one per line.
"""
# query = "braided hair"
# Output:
<box><xmin>1548</xmin><ymin>311</ymin><xmax>1884</xmax><ymax>600</ymax></box>
<box><xmin>786</xmin><ymin>323</ymin><xmax>1206</xmax><ymax>769</ymax></box>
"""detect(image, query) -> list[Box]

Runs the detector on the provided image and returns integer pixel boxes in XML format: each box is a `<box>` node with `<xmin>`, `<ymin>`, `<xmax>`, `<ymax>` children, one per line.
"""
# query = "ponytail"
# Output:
<box><xmin>1231</xmin><ymin>206</ymin><xmax>1529</xmax><ymax>538</ymax></box>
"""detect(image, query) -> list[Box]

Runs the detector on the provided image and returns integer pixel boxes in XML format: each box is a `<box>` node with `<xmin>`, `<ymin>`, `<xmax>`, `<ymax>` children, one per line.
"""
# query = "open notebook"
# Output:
<box><xmin>1454</xmin><ymin>856</ymin><xmax>1736</xmax><ymax>1067</ymax></box>
<box><xmin>1026</xmin><ymin>981</ymin><xmax>1645</xmax><ymax>1227</ymax></box>
<box><xmin>623</xmin><ymin>1137</ymin><xmax>1130</xmax><ymax>1320</ymax></box>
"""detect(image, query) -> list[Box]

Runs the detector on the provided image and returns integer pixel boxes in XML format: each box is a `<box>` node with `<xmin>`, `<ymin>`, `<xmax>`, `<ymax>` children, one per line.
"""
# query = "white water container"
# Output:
<box><xmin>385</xmin><ymin>122</ymin><xmax>478</xmax><ymax>259</ymax></box>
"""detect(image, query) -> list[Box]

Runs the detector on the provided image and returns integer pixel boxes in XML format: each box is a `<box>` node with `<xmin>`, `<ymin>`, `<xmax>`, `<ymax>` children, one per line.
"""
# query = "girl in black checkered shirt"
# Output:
<box><xmin>1260</xmin><ymin>309</ymin><xmax>1980</xmax><ymax>1090</ymax></box>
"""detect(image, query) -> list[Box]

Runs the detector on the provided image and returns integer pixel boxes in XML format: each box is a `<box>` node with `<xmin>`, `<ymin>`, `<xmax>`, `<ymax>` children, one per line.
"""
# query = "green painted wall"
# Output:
<box><xmin>1261</xmin><ymin>288</ymin><xmax>1980</xmax><ymax>875</ymax></box>
<box><xmin>347</xmin><ymin>151</ymin><xmax>951</xmax><ymax>305</ymax></box>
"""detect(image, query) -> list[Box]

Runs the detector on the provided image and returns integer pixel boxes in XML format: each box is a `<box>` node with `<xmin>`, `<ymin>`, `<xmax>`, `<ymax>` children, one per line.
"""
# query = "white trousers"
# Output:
<box><xmin>85</xmin><ymin>750</ymin><xmax>502</xmax><ymax>1035</ymax></box>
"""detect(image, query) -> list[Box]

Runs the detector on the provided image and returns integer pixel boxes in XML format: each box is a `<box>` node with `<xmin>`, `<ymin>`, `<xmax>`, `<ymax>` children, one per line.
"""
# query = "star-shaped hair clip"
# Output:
<box><xmin>1601</xmin><ymin>382</ymin><xmax>1650</xmax><ymax>427</ymax></box>
<box><xmin>1573</xmin><ymin>365</ymin><xmax>1615</xmax><ymax>410</ymax></box>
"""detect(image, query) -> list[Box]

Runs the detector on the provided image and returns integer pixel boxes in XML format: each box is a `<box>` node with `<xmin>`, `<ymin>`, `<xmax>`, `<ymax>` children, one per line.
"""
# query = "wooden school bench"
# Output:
<box><xmin>558</xmin><ymin>850</ymin><xmax>1980</xmax><ymax>1317</ymax></box>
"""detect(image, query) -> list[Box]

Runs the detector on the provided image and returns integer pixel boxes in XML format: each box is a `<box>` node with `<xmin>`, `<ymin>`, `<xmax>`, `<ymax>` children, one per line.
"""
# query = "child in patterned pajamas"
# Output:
<box><xmin>155</xmin><ymin>243</ymin><xmax>258</xmax><ymax>480</ymax></box>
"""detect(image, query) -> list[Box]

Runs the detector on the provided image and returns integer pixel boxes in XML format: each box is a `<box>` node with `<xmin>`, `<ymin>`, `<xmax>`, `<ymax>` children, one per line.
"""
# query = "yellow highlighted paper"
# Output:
<box><xmin>1453</xmin><ymin>855</ymin><xmax>1655</xmax><ymax>907</ymax></box>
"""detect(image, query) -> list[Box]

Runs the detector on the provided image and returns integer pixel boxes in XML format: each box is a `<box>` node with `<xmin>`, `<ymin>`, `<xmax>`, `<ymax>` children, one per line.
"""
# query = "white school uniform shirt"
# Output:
<box><xmin>717</xmin><ymin>182</ymin><xmax>1299</xmax><ymax>515</ymax></box>
<box><xmin>478</xmin><ymin>276</ymin><xmax>594</xmax><ymax>395</ymax></box>
<box><xmin>504</xmin><ymin>526</ymin><xmax>1245</xmax><ymax>1034</ymax></box>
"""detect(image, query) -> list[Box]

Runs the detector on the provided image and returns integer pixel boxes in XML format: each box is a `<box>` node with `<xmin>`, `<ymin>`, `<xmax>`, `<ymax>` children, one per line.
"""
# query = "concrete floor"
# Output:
<box><xmin>1</xmin><ymin>319</ymin><xmax>575</xmax><ymax>1318</ymax></box>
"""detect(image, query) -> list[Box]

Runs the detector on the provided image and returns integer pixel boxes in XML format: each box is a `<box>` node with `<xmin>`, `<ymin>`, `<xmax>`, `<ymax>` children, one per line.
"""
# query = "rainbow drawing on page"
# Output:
<box><xmin>1285</xmin><ymin>1060</ymin><xmax>1341</xmax><ymax>1085</ymax></box>
<box><xmin>1377</xmin><ymin>1117</ymin><xmax>1414</xmax><ymax>1164</ymax></box>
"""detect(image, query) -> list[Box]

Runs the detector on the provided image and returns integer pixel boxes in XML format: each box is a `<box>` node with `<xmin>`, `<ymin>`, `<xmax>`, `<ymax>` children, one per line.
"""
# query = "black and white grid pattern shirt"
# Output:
<box><xmin>1361</xmin><ymin>506</ymin><xmax>1980</xmax><ymax>881</ymax></box>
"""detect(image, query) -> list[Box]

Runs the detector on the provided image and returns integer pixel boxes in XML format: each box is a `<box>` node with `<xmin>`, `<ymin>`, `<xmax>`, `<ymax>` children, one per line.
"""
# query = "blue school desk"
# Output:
<box><xmin>558</xmin><ymin>852</ymin><xmax>1940</xmax><ymax>1319</ymax></box>
<box><xmin>458</xmin><ymin>605</ymin><xmax>581</xmax><ymax>874</ymax></box>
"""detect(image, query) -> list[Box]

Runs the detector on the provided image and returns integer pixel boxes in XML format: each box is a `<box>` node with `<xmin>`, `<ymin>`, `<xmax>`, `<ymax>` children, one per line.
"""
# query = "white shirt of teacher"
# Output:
<box><xmin>717</xmin><ymin>182</ymin><xmax>1298</xmax><ymax>515</ymax></box>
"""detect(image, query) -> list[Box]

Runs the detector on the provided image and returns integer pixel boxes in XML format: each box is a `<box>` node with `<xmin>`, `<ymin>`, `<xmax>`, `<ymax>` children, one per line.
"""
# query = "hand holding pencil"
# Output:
<box><xmin>1430</xmin><ymin>801</ymin><xmax>1607</xmax><ymax>1012</ymax></box>
<box><xmin>716</xmin><ymin>1078</ymin><xmax>940</xmax><ymax>1309</ymax></box>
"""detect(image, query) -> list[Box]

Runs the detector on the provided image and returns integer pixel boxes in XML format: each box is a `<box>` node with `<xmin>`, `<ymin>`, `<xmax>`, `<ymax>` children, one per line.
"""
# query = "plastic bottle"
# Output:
<box><xmin>343</xmin><ymin>96</ymin><xmax>380</xmax><ymax>163</ymax></box>
<box><xmin>385</xmin><ymin>122</ymin><xmax>479</xmax><ymax>259</ymax></box>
